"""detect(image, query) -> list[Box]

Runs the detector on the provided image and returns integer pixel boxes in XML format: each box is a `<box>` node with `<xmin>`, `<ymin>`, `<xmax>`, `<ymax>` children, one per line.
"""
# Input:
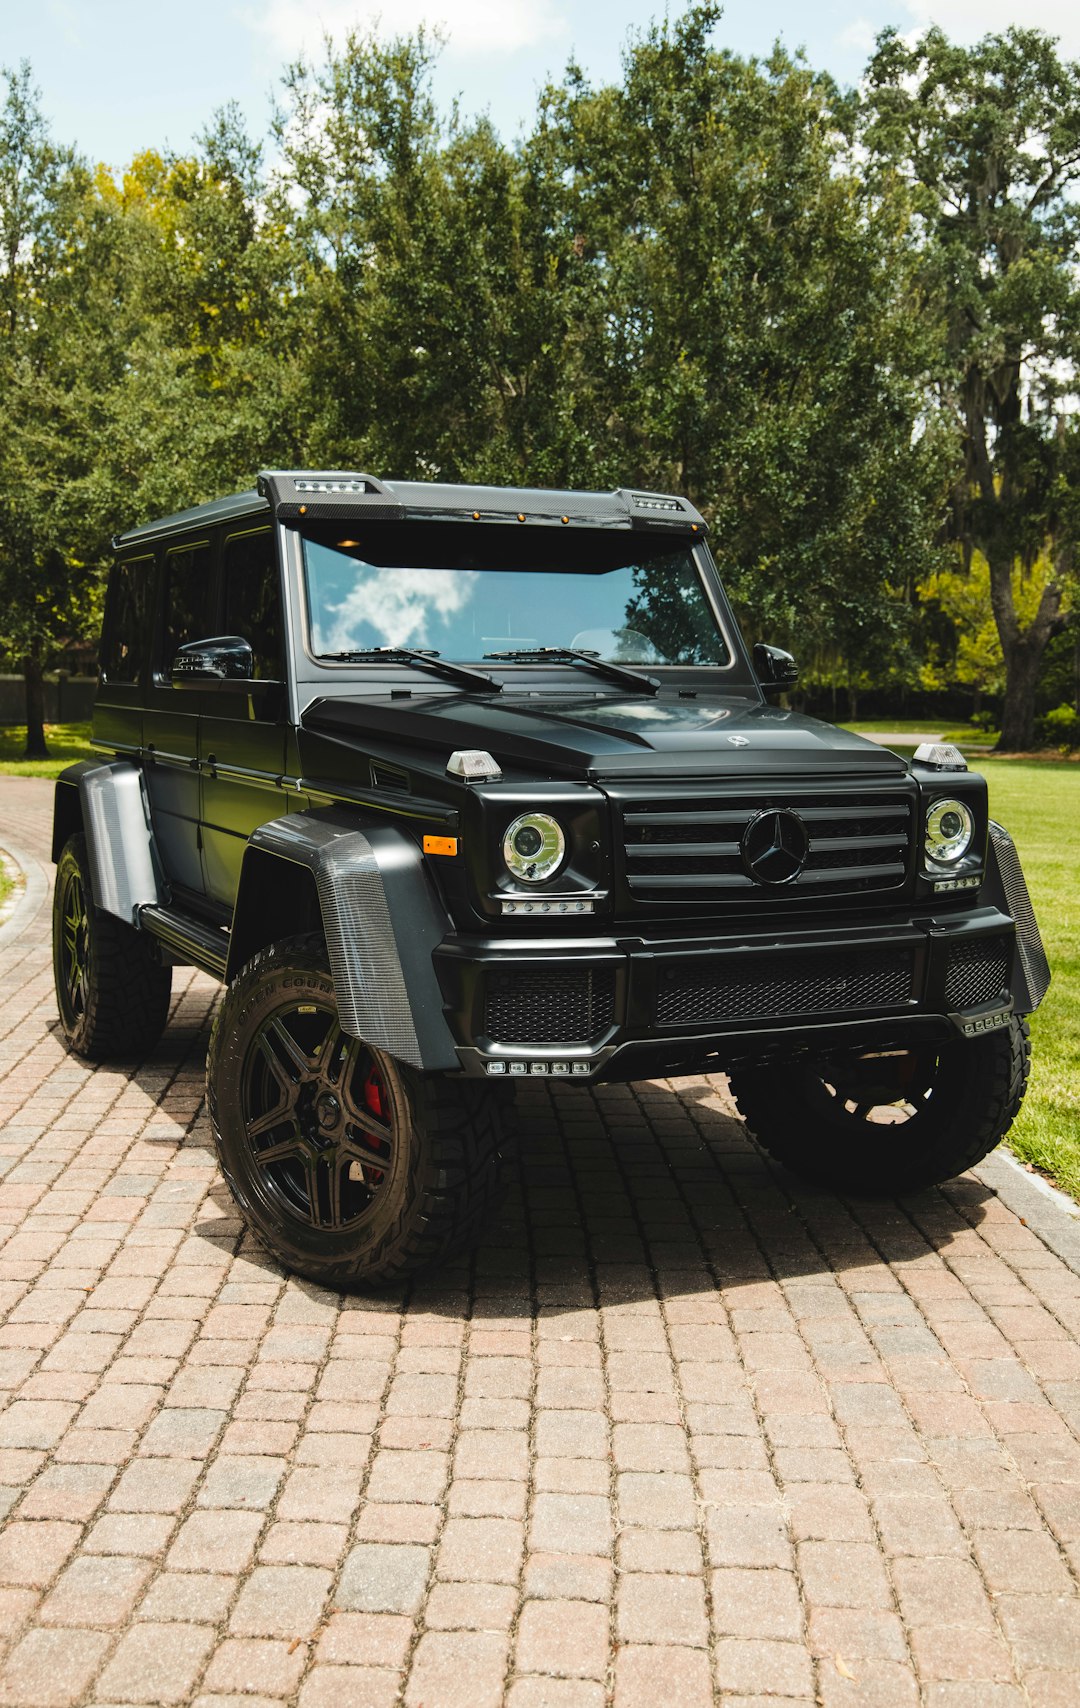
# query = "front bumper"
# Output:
<box><xmin>435</xmin><ymin>905</ymin><xmax>1022</xmax><ymax>1081</ymax></box>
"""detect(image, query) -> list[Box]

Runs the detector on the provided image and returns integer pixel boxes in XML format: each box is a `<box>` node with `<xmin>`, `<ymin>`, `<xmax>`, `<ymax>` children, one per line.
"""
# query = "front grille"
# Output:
<box><xmin>485</xmin><ymin>965</ymin><xmax>616</xmax><ymax>1044</ymax></box>
<box><xmin>944</xmin><ymin>939</ymin><xmax>1010</xmax><ymax>1009</ymax></box>
<box><xmin>619</xmin><ymin>785</ymin><xmax>914</xmax><ymax>905</ymax></box>
<box><xmin>656</xmin><ymin>949</ymin><xmax>915</xmax><ymax>1027</ymax></box>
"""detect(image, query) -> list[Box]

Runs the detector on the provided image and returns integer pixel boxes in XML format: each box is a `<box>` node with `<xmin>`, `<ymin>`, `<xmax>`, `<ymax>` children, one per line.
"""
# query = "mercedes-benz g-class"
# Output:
<box><xmin>51</xmin><ymin>472</ymin><xmax>1050</xmax><ymax>1285</ymax></box>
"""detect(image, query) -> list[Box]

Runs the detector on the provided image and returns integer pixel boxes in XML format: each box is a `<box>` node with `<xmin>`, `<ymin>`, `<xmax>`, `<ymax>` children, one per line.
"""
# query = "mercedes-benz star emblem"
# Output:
<box><xmin>741</xmin><ymin>808</ymin><xmax>810</xmax><ymax>885</ymax></box>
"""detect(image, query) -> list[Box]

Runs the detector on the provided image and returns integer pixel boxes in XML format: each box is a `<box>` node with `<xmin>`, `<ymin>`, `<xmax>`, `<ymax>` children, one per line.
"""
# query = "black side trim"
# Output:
<box><xmin>139</xmin><ymin>905</ymin><xmax>229</xmax><ymax>980</ymax></box>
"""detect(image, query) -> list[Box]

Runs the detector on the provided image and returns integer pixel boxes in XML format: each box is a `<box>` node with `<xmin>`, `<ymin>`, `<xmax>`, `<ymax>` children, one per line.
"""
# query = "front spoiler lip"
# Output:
<box><xmin>436</xmin><ymin>905</ymin><xmax>1019</xmax><ymax>1079</ymax></box>
<box><xmin>455</xmin><ymin>1003</ymin><xmax>1013</xmax><ymax>1081</ymax></box>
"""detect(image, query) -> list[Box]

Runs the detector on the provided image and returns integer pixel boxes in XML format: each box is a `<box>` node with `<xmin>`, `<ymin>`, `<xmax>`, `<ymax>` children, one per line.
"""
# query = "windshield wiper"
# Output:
<box><xmin>484</xmin><ymin>647</ymin><xmax>660</xmax><ymax>696</ymax></box>
<box><xmin>318</xmin><ymin>647</ymin><xmax>501</xmax><ymax>694</ymax></box>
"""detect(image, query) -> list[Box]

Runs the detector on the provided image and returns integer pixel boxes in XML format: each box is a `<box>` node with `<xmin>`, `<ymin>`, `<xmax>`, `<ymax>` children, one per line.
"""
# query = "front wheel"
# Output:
<box><xmin>729</xmin><ymin>1017</ymin><xmax>1030</xmax><ymax>1195</ymax></box>
<box><xmin>206</xmin><ymin>933</ymin><xmax>509</xmax><ymax>1287</ymax></box>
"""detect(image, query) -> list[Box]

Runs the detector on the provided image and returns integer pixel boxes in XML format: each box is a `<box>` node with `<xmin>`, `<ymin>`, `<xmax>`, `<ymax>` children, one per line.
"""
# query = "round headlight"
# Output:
<box><xmin>503</xmin><ymin>813</ymin><xmax>566</xmax><ymax>883</ymax></box>
<box><xmin>924</xmin><ymin>798</ymin><xmax>974</xmax><ymax>865</ymax></box>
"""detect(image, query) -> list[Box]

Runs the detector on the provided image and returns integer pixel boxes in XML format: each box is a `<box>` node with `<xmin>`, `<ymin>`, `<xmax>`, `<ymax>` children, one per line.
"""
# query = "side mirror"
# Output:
<box><xmin>753</xmin><ymin>642</ymin><xmax>799</xmax><ymax>691</ymax></box>
<box><xmin>171</xmin><ymin>636</ymin><xmax>254</xmax><ymax>683</ymax></box>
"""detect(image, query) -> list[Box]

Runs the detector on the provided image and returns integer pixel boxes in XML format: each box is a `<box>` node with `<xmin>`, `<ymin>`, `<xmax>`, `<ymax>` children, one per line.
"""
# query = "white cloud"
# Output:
<box><xmin>837</xmin><ymin>17</ymin><xmax>878</xmax><ymax>56</ymax></box>
<box><xmin>255</xmin><ymin>0</ymin><xmax>569</xmax><ymax>61</ymax></box>
<box><xmin>901</xmin><ymin>0</ymin><xmax>1080</xmax><ymax>57</ymax></box>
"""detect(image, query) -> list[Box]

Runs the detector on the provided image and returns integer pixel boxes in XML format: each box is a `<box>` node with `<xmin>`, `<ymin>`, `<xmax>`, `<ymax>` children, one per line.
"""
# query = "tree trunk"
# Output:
<box><xmin>22</xmin><ymin>654</ymin><xmax>48</xmax><ymax>760</ymax></box>
<box><xmin>997</xmin><ymin>635</ymin><xmax>1044</xmax><ymax>751</ymax></box>
<box><xmin>986</xmin><ymin>545</ymin><xmax>1064</xmax><ymax>752</ymax></box>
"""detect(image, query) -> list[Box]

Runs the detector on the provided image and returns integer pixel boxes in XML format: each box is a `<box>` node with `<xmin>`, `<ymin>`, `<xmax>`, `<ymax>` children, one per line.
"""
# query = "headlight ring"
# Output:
<box><xmin>503</xmin><ymin>812</ymin><xmax>566</xmax><ymax>884</ymax></box>
<box><xmin>924</xmin><ymin>797</ymin><xmax>974</xmax><ymax>865</ymax></box>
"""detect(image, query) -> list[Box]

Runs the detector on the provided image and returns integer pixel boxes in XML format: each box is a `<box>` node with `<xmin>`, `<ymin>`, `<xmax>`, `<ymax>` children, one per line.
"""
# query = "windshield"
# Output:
<box><xmin>299</xmin><ymin>523</ymin><xmax>730</xmax><ymax>667</ymax></box>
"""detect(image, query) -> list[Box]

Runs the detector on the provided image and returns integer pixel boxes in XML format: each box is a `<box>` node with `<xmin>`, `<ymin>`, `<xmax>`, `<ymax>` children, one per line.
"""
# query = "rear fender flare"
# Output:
<box><xmin>52</xmin><ymin>760</ymin><xmax>164</xmax><ymax>924</ymax></box>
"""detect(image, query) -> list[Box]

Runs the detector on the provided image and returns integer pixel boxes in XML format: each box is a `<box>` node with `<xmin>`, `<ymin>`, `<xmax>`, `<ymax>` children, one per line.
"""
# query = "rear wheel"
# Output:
<box><xmin>52</xmin><ymin>833</ymin><xmax>173</xmax><ymax>1060</ymax></box>
<box><xmin>207</xmin><ymin>933</ymin><xmax>508</xmax><ymax>1286</ymax></box>
<box><xmin>729</xmin><ymin>1017</ymin><xmax>1030</xmax><ymax>1195</ymax></box>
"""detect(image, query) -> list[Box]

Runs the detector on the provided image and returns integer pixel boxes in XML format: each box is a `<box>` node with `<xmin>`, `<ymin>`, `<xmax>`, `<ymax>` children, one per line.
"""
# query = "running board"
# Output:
<box><xmin>139</xmin><ymin>904</ymin><xmax>229</xmax><ymax>980</ymax></box>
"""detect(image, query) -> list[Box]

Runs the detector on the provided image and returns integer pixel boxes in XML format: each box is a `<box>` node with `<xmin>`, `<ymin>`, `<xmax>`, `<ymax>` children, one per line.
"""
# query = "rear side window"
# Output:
<box><xmin>162</xmin><ymin>543</ymin><xmax>214</xmax><ymax>676</ymax></box>
<box><xmin>101</xmin><ymin>557</ymin><xmax>152</xmax><ymax>684</ymax></box>
<box><xmin>223</xmin><ymin>531</ymin><xmax>283</xmax><ymax>679</ymax></box>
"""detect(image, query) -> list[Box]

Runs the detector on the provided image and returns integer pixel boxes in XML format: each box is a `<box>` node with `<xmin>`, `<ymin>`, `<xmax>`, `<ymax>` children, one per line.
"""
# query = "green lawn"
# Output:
<box><xmin>0</xmin><ymin>861</ymin><xmax>11</xmax><ymax>913</ymax></box>
<box><xmin>0</xmin><ymin>722</ymin><xmax>96</xmax><ymax>778</ymax></box>
<box><xmin>970</xmin><ymin>760</ymin><xmax>1080</xmax><ymax>1198</ymax></box>
<box><xmin>840</xmin><ymin>717</ymin><xmax>999</xmax><ymax>749</ymax></box>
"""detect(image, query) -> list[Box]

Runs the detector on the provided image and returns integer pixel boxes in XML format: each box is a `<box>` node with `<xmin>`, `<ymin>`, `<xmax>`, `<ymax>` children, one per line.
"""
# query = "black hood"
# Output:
<box><xmin>301</xmin><ymin>689</ymin><xmax>907</xmax><ymax>781</ymax></box>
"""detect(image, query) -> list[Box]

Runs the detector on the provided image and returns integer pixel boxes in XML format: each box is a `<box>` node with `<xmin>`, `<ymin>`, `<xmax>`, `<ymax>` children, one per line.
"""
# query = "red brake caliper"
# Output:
<box><xmin>362</xmin><ymin>1069</ymin><xmax>386</xmax><ymax>1182</ymax></box>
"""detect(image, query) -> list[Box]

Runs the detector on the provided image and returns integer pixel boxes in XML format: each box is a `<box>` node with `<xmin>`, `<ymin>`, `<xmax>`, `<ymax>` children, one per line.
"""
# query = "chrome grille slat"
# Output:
<box><xmin>627</xmin><ymin>842</ymin><xmax>742</xmax><ymax>859</ymax></box>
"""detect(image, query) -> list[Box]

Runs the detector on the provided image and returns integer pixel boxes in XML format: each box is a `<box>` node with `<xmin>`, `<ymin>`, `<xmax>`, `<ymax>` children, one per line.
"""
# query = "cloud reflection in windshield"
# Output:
<box><xmin>319</xmin><ymin>566</ymin><xmax>480</xmax><ymax>652</ymax></box>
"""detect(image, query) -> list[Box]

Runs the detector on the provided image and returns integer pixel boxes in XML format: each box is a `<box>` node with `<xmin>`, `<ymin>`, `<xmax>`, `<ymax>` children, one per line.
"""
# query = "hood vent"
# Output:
<box><xmin>370</xmin><ymin>761</ymin><xmax>410</xmax><ymax>793</ymax></box>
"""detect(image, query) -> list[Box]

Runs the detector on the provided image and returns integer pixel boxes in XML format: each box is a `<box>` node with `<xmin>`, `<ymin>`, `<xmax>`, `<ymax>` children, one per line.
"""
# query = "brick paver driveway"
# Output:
<box><xmin>1</xmin><ymin>775</ymin><xmax>1079</xmax><ymax>1707</ymax></box>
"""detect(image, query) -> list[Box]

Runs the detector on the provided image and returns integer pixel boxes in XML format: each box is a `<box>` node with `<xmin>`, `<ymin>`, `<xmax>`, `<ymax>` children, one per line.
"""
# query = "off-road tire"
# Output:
<box><xmin>729</xmin><ymin>1016</ymin><xmax>1030</xmax><ymax>1196</ymax></box>
<box><xmin>52</xmin><ymin>833</ymin><xmax>173</xmax><ymax>1061</ymax></box>
<box><xmin>207</xmin><ymin>933</ymin><xmax>509</xmax><ymax>1287</ymax></box>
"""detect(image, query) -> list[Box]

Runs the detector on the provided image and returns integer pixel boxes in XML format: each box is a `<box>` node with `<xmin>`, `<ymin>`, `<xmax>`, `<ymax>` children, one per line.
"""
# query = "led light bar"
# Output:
<box><xmin>501</xmin><ymin>898</ymin><xmax>594</xmax><ymax>915</ymax></box>
<box><xmin>485</xmin><ymin>1060</ymin><xmax>593</xmax><ymax>1076</ymax></box>
<box><xmin>294</xmin><ymin>478</ymin><xmax>375</xmax><ymax>494</ymax></box>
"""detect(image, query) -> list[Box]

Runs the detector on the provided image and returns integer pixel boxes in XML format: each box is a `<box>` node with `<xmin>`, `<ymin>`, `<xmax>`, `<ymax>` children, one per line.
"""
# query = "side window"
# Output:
<box><xmin>223</xmin><ymin>531</ymin><xmax>283</xmax><ymax>680</ymax></box>
<box><xmin>101</xmin><ymin>557</ymin><xmax>152</xmax><ymax>684</ymax></box>
<box><xmin>162</xmin><ymin>543</ymin><xmax>214</xmax><ymax>677</ymax></box>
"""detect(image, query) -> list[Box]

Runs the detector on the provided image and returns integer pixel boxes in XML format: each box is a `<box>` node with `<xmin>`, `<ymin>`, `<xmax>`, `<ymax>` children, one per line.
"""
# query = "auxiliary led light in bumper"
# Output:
<box><xmin>485</xmin><ymin>1059</ymin><xmax>593</xmax><ymax>1077</ymax></box>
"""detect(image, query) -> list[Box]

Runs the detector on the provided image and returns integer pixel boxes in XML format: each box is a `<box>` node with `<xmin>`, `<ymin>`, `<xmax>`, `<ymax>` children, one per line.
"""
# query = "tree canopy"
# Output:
<box><xmin>0</xmin><ymin>8</ymin><xmax>1077</xmax><ymax>752</ymax></box>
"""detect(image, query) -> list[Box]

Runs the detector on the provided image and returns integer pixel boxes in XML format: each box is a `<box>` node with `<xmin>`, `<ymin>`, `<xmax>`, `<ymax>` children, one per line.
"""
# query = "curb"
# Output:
<box><xmin>0</xmin><ymin>839</ymin><xmax>50</xmax><ymax>950</ymax></box>
<box><xmin>975</xmin><ymin>1145</ymin><xmax>1080</xmax><ymax>1278</ymax></box>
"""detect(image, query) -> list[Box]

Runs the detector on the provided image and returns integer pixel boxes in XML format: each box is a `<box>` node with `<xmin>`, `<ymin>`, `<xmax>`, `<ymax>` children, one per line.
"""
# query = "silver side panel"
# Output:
<box><xmin>78</xmin><ymin>761</ymin><xmax>164</xmax><ymax>924</ymax></box>
<box><xmin>244</xmin><ymin>813</ymin><xmax>453</xmax><ymax>1069</ymax></box>
<box><xmin>988</xmin><ymin>821</ymin><xmax>1051</xmax><ymax>1012</ymax></box>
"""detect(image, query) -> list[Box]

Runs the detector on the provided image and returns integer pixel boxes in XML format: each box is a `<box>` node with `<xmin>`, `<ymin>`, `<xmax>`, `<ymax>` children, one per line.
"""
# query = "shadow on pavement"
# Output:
<box><xmin>183</xmin><ymin>1073</ymin><xmax>995</xmax><ymax>1314</ymax></box>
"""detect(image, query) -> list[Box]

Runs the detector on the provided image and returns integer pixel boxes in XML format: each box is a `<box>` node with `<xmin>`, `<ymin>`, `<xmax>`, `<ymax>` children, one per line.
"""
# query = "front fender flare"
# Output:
<box><xmin>231</xmin><ymin>811</ymin><xmax>458</xmax><ymax>1072</ymax></box>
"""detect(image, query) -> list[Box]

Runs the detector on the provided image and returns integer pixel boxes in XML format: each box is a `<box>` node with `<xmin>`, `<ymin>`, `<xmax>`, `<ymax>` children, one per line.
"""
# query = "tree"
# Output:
<box><xmin>527</xmin><ymin>7</ymin><xmax>945</xmax><ymax>669</ymax></box>
<box><xmin>0</xmin><ymin>62</ymin><xmax>100</xmax><ymax>756</ymax></box>
<box><xmin>274</xmin><ymin>28</ymin><xmax>583</xmax><ymax>481</ymax></box>
<box><xmin>93</xmin><ymin>110</ymin><xmax>302</xmax><ymax>524</ymax></box>
<box><xmin>863</xmin><ymin>26</ymin><xmax>1080</xmax><ymax>749</ymax></box>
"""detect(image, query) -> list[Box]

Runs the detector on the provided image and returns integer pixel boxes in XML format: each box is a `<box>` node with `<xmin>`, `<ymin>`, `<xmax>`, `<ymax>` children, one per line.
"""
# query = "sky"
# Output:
<box><xmin>1</xmin><ymin>0</ymin><xmax>1078</xmax><ymax>171</ymax></box>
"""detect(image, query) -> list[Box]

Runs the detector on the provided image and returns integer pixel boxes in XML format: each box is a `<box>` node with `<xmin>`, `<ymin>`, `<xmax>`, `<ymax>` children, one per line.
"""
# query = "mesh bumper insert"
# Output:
<box><xmin>655</xmin><ymin>949</ymin><xmax>915</xmax><ymax>1028</ymax></box>
<box><xmin>485</xmin><ymin>965</ymin><xmax>616</xmax><ymax>1044</ymax></box>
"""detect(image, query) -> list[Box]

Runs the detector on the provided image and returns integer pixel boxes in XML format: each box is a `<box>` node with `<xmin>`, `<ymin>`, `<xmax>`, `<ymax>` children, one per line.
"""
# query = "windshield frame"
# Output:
<box><xmin>292</xmin><ymin>521</ymin><xmax>747</xmax><ymax>686</ymax></box>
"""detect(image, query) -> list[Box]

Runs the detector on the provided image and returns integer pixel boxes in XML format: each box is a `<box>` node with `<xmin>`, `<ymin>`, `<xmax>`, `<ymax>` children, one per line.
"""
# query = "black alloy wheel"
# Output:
<box><xmin>208</xmin><ymin>933</ymin><xmax>509</xmax><ymax>1286</ymax></box>
<box><xmin>51</xmin><ymin>833</ymin><xmax>173</xmax><ymax>1061</ymax></box>
<box><xmin>729</xmin><ymin>1017</ymin><xmax>1030</xmax><ymax>1195</ymax></box>
<box><xmin>56</xmin><ymin>860</ymin><xmax>90</xmax><ymax>1029</ymax></box>
<box><xmin>240</xmin><ymin>1002</ymin><xmax>398</xmax><ymax>1233</ymax></box>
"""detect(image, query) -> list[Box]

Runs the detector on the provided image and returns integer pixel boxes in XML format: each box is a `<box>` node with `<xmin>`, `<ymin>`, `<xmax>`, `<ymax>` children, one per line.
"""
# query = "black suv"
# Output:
<box><xmin>51</xmin><ymin>472</ymin><xmax>1050</xmax><ymax>1285</ymax></box>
